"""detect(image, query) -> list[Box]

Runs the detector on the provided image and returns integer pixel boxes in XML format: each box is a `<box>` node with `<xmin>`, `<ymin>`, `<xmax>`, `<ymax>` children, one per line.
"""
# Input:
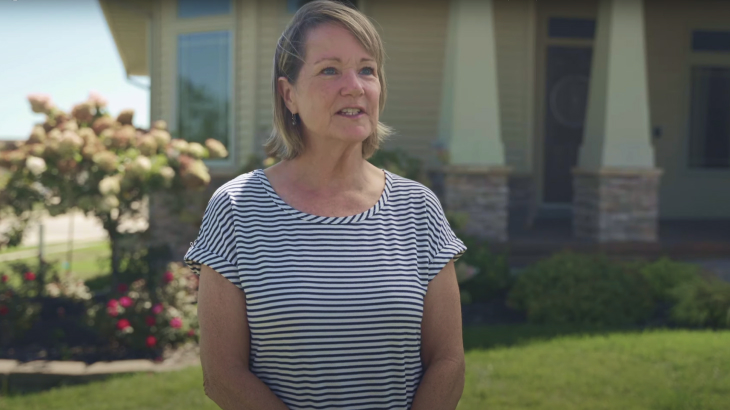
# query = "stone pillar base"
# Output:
<box><xmin>443</xmin><ymin>165</ymin><xmax>511</xmax><ymax>242</ymax></box>
<box><xmin>573</xmin><ymin>168</ymin><xmax>662</xmax><ymax>242</ymax></box>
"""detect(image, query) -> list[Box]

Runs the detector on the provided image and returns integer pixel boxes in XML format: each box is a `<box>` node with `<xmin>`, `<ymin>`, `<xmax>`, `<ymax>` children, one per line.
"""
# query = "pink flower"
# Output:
<box><xmin>1</xmin><ymin>274</ymin><xmax>8</xmax><ymax>283</ymax></box>
<box><xmin>116</xmin><ymin>318</ymin><xmax>131</xmax><ymax>331</ymax></box>
<box><xmin>146</xmin><ymin>335</ymin><xmax>157</xmax><ymax>348</ymax></box>
<box><xmin>88</xmin><ymin>91</ymin><xmax>108</xmax><ymax>108</ymax></box>
<box><xmin>151</xmin><ymin>303</ymin><xmax>164</xmax><ymax>315</ymax></box>
<box><xmin>24</xmin><ymin>271</ymin><xmax>36</xmax><ymax>281</ymax></box>
<box><xmin>145</xmin><ymin>316</ymin><xmax>156</xmax><ymax>326</ymax></box>
<box><xmin>27</xmin><ymin>93</ymin><xmax>53</xmax><ymax>114</ymax></box>
<box><xmin>117</xmin><ymin>283</ymin><xmax>129</xmax><ymax>293</ymax></box>
<box><xmin>119</xmin><ymin>296</ymin><xmax>133</xmax><ymax>308</ymax></box>
<box><xmin>0</xmin><ymin>305</ymin><xmax>8</xmax><ymax>316</ymax></box>
<box><xmin>106</xmin><ymin>299</ymin><xmax>119</xmax><ymax>317</ymax></box>
<box><xmin>170</xmin><ymin>317</ymin><xmax>183</xmax><ymax>329</ymax></box>
<box><xmin>163</xmin><ymin>271</ymin><xmax>174</xmax><ymax>284</ymax></box>
<box><xmin>187</xmin><ymin>329</ymin><xmax>196</xmax><ymax>337</ymax></box>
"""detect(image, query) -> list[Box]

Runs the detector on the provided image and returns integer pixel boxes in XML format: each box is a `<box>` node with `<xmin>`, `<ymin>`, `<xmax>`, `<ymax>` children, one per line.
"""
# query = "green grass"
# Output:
<box><xmin>458</xmin><ymin>328</ymin><xmax>730</xmax><ymax>410</ymax></box>
<box><xmin>0</xmin><ymin>366</ymin><xmax>218</xmax><ymax>410</ymax></box>
<box><xmin>0</xmin><ymin>241</ymin><xmax>111</xmax><ymax>284</ymax></box>
<box><xmin>1</xmin><ymin>326</ymin><xmax>728</xmax><ymax>409</ymax></box>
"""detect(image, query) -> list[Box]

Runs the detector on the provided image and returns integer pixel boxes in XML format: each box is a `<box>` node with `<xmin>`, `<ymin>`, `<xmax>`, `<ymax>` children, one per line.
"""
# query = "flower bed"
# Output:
<box><xmin>0</xmin><ymin>261</ymin><xmax>198</xmax><ymax>364</ymax></box>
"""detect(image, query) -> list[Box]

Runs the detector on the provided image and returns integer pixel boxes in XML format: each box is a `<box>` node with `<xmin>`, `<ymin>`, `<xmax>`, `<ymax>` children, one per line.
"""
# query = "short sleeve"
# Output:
<box><xmin>425</xmin><ymin>192</ymin><xmax>467</xmax><ymax>283</ymax></box>
<box><xmin>183</xmin><ymin>187</ymin><xmax>241</xmax><ymax>289</ymax></box>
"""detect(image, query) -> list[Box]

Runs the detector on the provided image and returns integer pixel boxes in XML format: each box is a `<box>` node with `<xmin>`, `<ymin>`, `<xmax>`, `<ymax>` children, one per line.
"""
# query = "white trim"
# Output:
<box><xmin>169</xmin><ymin>0</ymin><xmax>237</xmax><ymax>172</ymax></box>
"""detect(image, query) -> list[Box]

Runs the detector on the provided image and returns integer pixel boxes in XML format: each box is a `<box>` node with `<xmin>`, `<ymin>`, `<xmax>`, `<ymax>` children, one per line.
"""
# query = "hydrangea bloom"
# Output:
<box><xmin>27</xmin><ymin>93</ymin><xmax>54</xmax><ymax>114</ymax></box>
<box><xmin>87</xmin><ymin>91</ymin><xmax>108</xmax><ymax>108</ymax></box>
<box><xmin>98</xmin><ymin>176</ymin><xmax>121</xmax><ymax>196</ymax></box>
<box><xmin>205</xmin><ymin>138</ymin><xmax>228</xmax><ymax>159</ymax></box>
<box><xmin>26</xmin><ymin>156</ymin><xmax>47</xmax><ymax>176</ymax></box>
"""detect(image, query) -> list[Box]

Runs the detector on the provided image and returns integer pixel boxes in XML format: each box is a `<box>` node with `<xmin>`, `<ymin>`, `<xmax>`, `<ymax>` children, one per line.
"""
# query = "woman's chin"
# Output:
<box><xmin>333</xmin><ymin>128</ymin><xmax>371</xmax><ymax>142</ymax></box>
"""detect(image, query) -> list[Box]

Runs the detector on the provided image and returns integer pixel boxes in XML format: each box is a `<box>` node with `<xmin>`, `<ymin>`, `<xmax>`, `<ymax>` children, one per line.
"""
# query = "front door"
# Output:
<box><xmin>543</xmin><ymin>46</ymin><xmax>592</xmax><ymax>204</ymax></box>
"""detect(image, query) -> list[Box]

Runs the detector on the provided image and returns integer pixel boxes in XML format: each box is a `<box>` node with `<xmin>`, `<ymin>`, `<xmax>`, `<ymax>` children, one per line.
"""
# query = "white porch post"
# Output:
<box><xmin>573</xmin><ymin>0</ymin><xmax>662</xmax><ymax>242</ymax></box>
<box><xmin>438</xmin><ymin>0</ymin><xmax>510</xmax><ymax>242</ymax></box>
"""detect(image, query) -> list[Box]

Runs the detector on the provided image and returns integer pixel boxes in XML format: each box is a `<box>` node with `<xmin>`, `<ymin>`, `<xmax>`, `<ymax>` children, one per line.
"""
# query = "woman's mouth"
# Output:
<box><xmin>337</xmin><ymin>108</ymin><xmax>365</xmax><ymax>118</ymax></box>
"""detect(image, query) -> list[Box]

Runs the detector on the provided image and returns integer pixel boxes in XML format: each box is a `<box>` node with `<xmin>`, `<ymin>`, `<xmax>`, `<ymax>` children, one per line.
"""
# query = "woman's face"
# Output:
<box><xmin>279</xmin><ymin>23</ymin><xmax>380</xmax><ymax>147</ymax></box>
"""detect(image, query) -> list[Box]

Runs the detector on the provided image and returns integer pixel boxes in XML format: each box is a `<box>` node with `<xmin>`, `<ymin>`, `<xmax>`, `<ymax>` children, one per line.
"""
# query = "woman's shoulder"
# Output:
<box><xmin>385</xmin><ymin>171</ymin><xmax>442</xmax><ymax>208</ymax></box>
<box><xmin>208</xmin><ymin>170</ymin><xmax>264</xmax><ymax>205</ymax></box>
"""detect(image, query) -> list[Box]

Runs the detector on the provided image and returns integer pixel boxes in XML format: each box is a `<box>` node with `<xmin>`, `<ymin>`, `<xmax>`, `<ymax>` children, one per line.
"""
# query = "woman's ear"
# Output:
<box><xmin>277</xmin><ymin>76</ymin><xmax>298</xmax><ymax>114</ymax></box>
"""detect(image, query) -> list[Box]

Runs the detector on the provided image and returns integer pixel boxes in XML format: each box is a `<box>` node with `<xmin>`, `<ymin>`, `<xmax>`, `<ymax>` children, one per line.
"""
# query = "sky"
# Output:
<box><xmin>0</xmin><ymin>0</ymin><xmax>150</xmax><ymax>140</ymax></box>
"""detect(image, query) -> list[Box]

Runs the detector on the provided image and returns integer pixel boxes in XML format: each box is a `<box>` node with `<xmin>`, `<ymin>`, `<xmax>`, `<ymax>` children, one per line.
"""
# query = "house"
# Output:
<box><xmin>100</xmin><ymin>0</ymin><xmax>730</xmax><ymax>259</ymax></box>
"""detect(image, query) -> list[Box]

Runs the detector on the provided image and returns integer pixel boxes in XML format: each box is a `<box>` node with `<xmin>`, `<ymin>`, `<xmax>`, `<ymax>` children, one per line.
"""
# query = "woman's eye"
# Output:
<box><xmin>321</xmin><ymin>67</ymin><xmax>337</xmax><ymax>75</ymax></box>
<box><xmin>360</xmin><ymin>66</ymin><xmax>375</xmax><ymax>76</ymax></box>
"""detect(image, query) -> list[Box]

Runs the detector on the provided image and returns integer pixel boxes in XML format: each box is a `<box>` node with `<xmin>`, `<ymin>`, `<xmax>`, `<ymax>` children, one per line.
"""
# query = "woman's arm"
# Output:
<box><xmin>198</xmin><ymin>264</ymin><xmax>290</xmax><ymax>410</ymax></box>
<box><xmin>411</xmin><ymin>260</ymin><xmax>466</xmax><ymax>410</ymax></box>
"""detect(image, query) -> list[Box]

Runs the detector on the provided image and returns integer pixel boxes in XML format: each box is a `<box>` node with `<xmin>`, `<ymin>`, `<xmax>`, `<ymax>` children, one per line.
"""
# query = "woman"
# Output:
<box><xmin>184</xmin><ymin>1</ymin><xmax>467</xmax><ymax>409</ymax></box>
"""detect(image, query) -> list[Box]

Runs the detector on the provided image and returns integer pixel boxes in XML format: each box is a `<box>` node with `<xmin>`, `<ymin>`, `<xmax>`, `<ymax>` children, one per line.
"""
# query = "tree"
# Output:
<box><xmin>0</xmin><ymin>93</ymin><xmax>229</xmax><ymax>288</ymax></box>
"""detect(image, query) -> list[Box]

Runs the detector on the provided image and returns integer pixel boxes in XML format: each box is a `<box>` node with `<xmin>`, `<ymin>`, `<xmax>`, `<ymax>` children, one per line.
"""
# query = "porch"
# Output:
<box><xmin>502</xmin><ymin>217</ymin><xmax>730</xmax><ymax>267</ymax></box>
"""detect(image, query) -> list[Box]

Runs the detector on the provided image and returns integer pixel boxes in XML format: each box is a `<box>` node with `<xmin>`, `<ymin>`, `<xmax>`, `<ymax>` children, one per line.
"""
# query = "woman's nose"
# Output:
<box><xmin>340</xmin><ymin>69</ymin><xmax>364</xmax><ymax>96</ymax></box>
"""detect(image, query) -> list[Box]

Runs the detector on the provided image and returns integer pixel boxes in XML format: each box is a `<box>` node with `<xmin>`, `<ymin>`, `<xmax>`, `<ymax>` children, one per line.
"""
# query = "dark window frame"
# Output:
<box><xmin>175</xmin><ymin>30</ymin><xmax>234</xmax><ymax>159</ymax></box>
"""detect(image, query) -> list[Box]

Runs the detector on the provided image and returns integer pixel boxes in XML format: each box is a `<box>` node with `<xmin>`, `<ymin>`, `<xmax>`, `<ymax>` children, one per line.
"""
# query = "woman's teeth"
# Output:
<box><xmin>339</xmin><ymin>108</ymin><xmax>362</xmax><ymax>116</ymax></box>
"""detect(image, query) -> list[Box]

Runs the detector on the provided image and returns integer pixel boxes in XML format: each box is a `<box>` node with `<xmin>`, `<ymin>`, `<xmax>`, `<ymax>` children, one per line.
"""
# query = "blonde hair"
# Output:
<box><xmin>264</xmin><ymin>0</ymin><xmax>393</xmax><ymax>161</ymax></box>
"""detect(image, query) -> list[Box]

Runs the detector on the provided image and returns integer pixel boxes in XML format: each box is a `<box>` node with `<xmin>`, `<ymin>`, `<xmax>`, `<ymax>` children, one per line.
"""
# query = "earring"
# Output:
<box><xmin>291</xmin><ymin>113</ymin><xmax>297</xmax><ymax>126</ymax></box>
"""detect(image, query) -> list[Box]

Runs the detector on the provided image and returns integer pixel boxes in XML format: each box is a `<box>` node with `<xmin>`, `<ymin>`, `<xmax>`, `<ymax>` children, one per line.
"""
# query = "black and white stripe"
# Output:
<box><xmin>185</xmin><ymin>168</ymin><xmax>466</xmax><ymax>410</ymax></box>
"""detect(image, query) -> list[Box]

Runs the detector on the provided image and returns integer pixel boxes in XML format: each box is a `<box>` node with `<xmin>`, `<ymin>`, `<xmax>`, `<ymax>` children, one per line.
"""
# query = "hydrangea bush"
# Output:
<box><xmin>0</xmin><ymin>93</ymin><xmax>226</xmax><ymax>283</ymax></box>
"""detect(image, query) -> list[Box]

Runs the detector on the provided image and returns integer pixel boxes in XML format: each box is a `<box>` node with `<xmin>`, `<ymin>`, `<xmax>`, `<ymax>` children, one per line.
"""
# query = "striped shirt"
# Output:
<box><xmin>184</xmin><ymin>168</ymin><xmax>467</xmax><ymax>410</ymax></box>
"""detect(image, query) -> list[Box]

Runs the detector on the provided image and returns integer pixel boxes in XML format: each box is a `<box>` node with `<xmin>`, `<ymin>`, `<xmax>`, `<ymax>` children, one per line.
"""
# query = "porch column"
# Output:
<box><xmin>573</xmin><ymin>0</ymin><xmax>662</xmax><ymax>242</ymax></box>
<box><xmin>438</xmin><ymin>0</ymin><xmax>510</xmax><ymax>242</ymax></box>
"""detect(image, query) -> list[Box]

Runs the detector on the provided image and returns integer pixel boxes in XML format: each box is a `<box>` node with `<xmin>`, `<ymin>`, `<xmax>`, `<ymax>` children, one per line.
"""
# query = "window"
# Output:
<box><xmin>287</xmin><ymin>0</ymin><xmax>357</xmax><ymax>14</ymax></box>
<box><xmin>688</xmin><ymin>67</ymin><xmax>730</xmax><ymax>168</ymax></box>
<box><xmin>548</xmin><ymin>18</ymin><xmax>596</xmax><ymax>40</ymax></box>
<box><xmin>692</xmin><ymin>31</ymin><xmax>730</xmax><ymax>53</ymax></box>
<box><xmin>178</xmin><ymin>0</ymin><xmax>231</xmax><ymax>19</ymax></box>
<box><xmin>177</xmin><ymin>31</ymin><xmax>232</xmax><ymax>153</ymax></box>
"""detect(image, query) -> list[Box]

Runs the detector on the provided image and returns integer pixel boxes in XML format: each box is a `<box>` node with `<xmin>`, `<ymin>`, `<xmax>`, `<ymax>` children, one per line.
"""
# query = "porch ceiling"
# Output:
<box><xmin>98</xmin><ymin>0</ymin><xmax>151</xmax><ymax>76</ymax></box>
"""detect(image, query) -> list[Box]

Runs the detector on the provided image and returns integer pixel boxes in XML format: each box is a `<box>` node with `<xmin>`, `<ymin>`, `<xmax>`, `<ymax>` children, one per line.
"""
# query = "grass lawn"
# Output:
<box><xmin>0</xmin><ymin>241</ymin><xmax>110</xmax><ymax>285</ymax></box>
<box><xmin>1</xmin><ymin>326</ymin><xmax>728</xmax><ymax>409</ymax></box>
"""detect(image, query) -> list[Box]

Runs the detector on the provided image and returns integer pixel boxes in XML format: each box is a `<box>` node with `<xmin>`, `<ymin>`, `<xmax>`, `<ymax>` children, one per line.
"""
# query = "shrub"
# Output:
<box><xmin>456</xmin><ymin>236</ymin><xmax>513</xmax><ymax>304</ymax></box>
<box><xmin>668</xmin><ymin>278</ymin><xmax>730</xmax><ymax>328</ymax></box>
<box><xmin>367</xmin><ymin>148</ymin><xmax>429</xmax><ymax>186</ymax></box>
<box><xmin>85</xmin><ymin>262</ymin><xmax>198</xmax><ymax>354</ymax></box>
<box><xmin>506</xmin><ymin>251</ymin><xmax>656</xmax><ymax>326</ymax></box>
<box><xmin>639</xmin><ymin>257</ymin><xmax>705</xmax><ymax>303</ymax></box>
<box><xmin>0</xmin><ymin>93</ymin><xmax>219</xmax><ymax>285</ymax></box>
<box><xmin>0</xmin><ymin>266</ymin><xmax>43</xmax><ymax>347</ymax></box>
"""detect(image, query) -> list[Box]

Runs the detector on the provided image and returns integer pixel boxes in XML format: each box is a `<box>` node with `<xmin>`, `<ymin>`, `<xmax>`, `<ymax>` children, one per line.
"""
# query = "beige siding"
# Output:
<box><xmin>237</xmin><ymin>0</ymin><xmax>259</xmax><ymax>163</ymax></box>
<box><xmin>493</xmin><ymin>0</ymin><xmax>534</xmax><ymax>173</ymax></box>
<box><xmin>367</xmin><ymin>0</ymin><xmax>449</xmax><ymax>162</ymax></box>
<box><xmin>645</xmin><ymin>0</ymin><xmax>730</xmax><ymax>218</ymax></box>
<box><xmin>255</xmin><ymin>0</ymin><xmax>291</xmax><ymax>158</ymax></box>
<box><xmin>158</xmin><ymin>0</ymin><xmax>175</xmax><ymax>135</ymax></box>
<box><xmin>150</xmin><ymin>0</ymin><xmax>163</xmax><ymax>124</ymax></box>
